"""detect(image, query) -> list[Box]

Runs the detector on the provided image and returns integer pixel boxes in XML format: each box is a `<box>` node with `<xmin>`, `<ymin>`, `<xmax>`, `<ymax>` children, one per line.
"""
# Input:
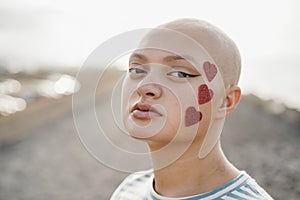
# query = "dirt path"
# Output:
<box><xmin>0</xmin><ymin>93</ymin><xmax>299</xmax><ymax>199</ymax></box>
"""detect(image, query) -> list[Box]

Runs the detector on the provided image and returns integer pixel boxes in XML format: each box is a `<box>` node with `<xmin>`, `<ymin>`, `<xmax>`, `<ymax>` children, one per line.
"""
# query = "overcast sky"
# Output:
<box><xmin>0</xmin><ymin>0</ymin><xmax>299</xmax><ymax>70</ymax></box>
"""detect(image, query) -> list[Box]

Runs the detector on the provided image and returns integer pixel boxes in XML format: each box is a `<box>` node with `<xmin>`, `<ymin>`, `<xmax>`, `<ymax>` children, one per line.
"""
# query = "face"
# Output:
<box><xmin>121</xmin><ymin>48</ymin><xmax>222</xmax><ymax>149</ymax></box>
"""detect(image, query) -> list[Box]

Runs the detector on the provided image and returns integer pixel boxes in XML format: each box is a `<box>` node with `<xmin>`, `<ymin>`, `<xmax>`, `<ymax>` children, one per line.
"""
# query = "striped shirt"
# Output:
<box><xmin>111</xmin><ymin>170</ymin><xmax>273</xmax><ymax>200</ymax></box>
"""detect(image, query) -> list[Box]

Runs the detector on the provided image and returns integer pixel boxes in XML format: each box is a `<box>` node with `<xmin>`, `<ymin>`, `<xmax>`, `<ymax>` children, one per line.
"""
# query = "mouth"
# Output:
<box><xmin>130</xmin><ymin>103</ymin><xmax>162</xmax><ymax>120</ymax></box>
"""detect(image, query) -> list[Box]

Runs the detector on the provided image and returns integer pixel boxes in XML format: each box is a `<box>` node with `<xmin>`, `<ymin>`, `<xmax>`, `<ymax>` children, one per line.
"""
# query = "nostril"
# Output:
<box><xmin>137</xmin><ymin>84</ymin><xmax>162</xmax><ymax>99</ymax></box>
<box><xmin>146</xmin><ymin>92</ymin><xmax>155</xmax><ymax>97</ymax></box>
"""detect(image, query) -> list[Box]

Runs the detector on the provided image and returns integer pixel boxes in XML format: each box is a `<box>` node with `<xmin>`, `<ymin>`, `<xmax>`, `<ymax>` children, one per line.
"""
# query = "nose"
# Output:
<box><xmin>137</xmin><ymin>84</ymin><xmax>162</xmax><ymax>99</ymax></box>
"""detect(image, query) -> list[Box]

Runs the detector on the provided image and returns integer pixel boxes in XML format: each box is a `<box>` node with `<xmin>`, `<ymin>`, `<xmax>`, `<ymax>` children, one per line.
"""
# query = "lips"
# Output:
<box><xmin>131</xmin><ymin>103</ymin><xmax>162</xmax><ymax>120</ymax></box>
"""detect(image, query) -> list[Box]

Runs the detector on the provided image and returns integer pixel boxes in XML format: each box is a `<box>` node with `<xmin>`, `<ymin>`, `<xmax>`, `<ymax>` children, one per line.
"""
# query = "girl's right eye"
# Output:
<box><xmin>129</xmin><ymin>68</ymin><xmax>147</xmax><ymax>74</ymax></box>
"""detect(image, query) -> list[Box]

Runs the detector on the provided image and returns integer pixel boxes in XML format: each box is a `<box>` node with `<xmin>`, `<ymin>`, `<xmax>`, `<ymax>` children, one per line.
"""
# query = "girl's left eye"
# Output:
<box><xmin>167</xmin><ymin>71</ymin><xmax>198</xmax><ymax>78</ymax></box>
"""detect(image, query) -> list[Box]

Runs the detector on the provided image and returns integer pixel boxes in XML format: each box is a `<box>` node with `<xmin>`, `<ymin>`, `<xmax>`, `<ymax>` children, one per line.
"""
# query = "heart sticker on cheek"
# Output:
<box><xmin>203</xmin><ymin>61</ymin><xmax>217</xmax><ymax>82</ymax></box>
<box><xmin>185</xmin><ymin>106</ymin><xmax>202</xmax><ymax>127</ymax></box>
<box><xmin>198</xmin><ymin>84</ymin><xmax>214</xmax><ymax>105</ymax></box>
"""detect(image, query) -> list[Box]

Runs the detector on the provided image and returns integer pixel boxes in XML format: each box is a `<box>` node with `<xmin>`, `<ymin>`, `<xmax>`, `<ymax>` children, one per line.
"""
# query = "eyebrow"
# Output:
<box><xmin>129</xmin><ymin>53</ymin><xmax>194</xmax><ymax>63</ymax></box>
<box><xmin>129</xmin><ymin>53</ymin><xmax>148</xmax><ymax>62</ymax></box>
<box><xmin>163</xmin><ymin>55</ymin><xmax>188</xmax><ymax>62</ymax></box>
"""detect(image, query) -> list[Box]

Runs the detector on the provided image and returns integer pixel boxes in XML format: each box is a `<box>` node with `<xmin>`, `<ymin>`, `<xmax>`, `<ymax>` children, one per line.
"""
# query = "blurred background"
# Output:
<box><xmin>0</xmin><ymin>0</ymin><xmax>299</xmax><ymax>199</ymax></box>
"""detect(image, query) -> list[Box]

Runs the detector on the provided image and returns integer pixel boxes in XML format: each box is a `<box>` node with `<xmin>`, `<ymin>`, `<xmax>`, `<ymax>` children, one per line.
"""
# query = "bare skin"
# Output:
<box><xmin>151</xmin><ymin>142</ymin><xmax>239</xmax><ymax>197</ymax></box>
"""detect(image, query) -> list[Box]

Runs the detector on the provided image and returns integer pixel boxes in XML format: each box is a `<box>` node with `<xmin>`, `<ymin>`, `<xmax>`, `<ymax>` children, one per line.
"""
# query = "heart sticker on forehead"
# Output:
<box><xmin>203</xmin><ymin>61</ymin><xmax>217</xmax><ymax>82</ymax></box>
<box><xmin>185</xmin><ymin>106</ymin><xmax>202</xmax><ymax>127</ymax></box>
<box><xmin>198</xmin><ymin>84</ymin><xmax>214</xmax><ymax>105</ymax></box>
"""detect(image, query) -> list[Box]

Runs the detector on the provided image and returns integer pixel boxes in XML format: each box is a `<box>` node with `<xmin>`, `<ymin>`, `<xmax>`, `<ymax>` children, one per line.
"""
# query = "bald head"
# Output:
<box><xmin>156</xmin><ymin>18</ymin><xmax>241</xmax><ymax>87</ymax></box>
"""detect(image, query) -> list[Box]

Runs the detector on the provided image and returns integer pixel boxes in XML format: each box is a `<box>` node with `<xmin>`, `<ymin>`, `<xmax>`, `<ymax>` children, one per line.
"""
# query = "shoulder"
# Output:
<box><xmin>169</xmin><ymin>171</ymin><xmax>274</xmax><ymax>200</ymax></box>
<box><xmin>241</xmin><ymin>172</ymin><xmax>274</xmax><ymax>200</ymax></box>
<box><xmin>110</xmin><ymin>169</ymin><xmax>154</xmax><ymax>200</ymax></box>
<box><xmin>212</xmin><ymin>171</ymin><xmax>274</xmax><ymax>200</ymax></box>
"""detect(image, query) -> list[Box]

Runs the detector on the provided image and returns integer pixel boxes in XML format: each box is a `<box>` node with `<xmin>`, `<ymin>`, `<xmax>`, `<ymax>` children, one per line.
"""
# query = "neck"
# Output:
<box><xmin>149</xmin><ymin>141</ymin><xmax>239</xmax><ymax>198</ymax></box>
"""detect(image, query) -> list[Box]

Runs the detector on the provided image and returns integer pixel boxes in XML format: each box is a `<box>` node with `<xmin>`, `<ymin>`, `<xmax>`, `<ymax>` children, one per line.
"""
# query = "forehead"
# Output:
<box><xmin>129</xmin><ymin>48</ymin><xmax>199</xmax><ymax>64</ymax></box>
<box><xmin>134</xmin><ymin>29</ymin><xmax>212</xmax><ymax>65</ymax></box>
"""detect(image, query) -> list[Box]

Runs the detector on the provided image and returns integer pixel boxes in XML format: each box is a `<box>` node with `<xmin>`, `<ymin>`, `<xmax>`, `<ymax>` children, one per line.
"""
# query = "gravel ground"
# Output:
<box><xmin>0</xmin><ymin>93</ymin><xmax>299</xmax><ymax>200</ymax></box>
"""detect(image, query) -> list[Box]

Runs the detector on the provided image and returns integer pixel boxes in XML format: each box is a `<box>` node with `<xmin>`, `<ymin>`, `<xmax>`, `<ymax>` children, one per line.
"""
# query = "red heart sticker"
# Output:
<box><xmin>203</xmin><ymin>61</ymin><xmax>217</xmax><ymax>82</ymax></box>
<box><xmin>185</xmin><ymin>106</ymin><xmax>202</xmax><ymax>127</ymax></box>
<box><xmin>198</xmin><ymin>84</ymin><xmax>214</xmax><ymax>105</ymax></box>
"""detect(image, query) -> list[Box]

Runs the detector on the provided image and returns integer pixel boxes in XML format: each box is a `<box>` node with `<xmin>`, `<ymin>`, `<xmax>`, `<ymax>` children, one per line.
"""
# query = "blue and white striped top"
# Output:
<box><xmin>111</xmin><ymin>170</ymin><xmax>273</xmax><ymax>200</ymax></box>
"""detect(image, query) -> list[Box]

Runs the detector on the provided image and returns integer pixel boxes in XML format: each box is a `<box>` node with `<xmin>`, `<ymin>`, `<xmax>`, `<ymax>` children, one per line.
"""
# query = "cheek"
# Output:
<box><xmin>184</xmin><ymin>84</ymin><xmax>214</xmax><ymax>127</ymax></box>
<box><xmin>185</xmin><ymin>106</ymin><xmax>202</xmax><ymax>127</ymax></box>
<box><xmin>176</xmin><ymin>86</ymin><xmax>203</xmax><ymax>127</ymax></box>
<box><xmin>198</xmin><ymin>84</ymin><xmax>214</xmax><ymax>105</ymax></box>
<box><xmin>121</xmin><ymin>80</ymin><xmax>136</xmax><ymax>118</ymax></box>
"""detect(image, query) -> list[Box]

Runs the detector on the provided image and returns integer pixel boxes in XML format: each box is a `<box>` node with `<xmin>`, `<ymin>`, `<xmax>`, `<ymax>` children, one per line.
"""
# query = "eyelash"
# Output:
<box><xmin>129</xmin><ymin>67</ymin><xmax>199</xmax><ymax>80</ymax></box>
<box><xmin>167</xmin><ymin>71</ymin><xmax>199</xmax><ymax>78</ymax></box>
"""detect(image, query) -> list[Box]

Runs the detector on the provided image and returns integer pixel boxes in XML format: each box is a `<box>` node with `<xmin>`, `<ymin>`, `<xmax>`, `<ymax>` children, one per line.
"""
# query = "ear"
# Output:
<box><xmin>215</xmin><ymin>85</ymin><xmax>241</xmax><ymax>119</ymax></box>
